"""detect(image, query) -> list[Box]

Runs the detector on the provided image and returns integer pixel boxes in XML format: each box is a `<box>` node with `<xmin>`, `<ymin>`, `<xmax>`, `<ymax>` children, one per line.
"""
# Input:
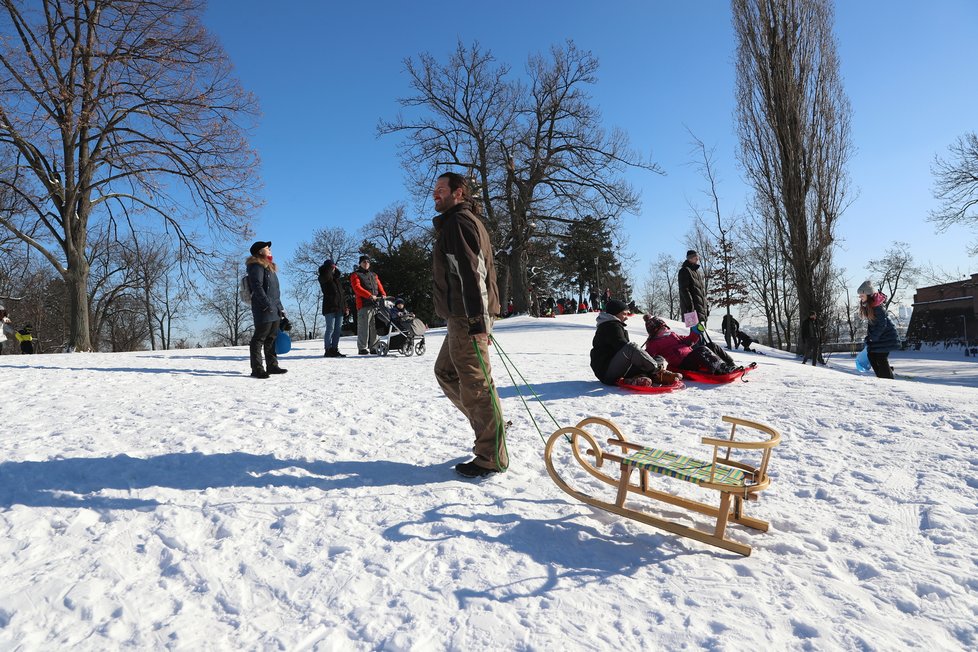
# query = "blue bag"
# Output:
<box><xmin>275</xmin><ymin>330</ymin><xmax>292</xmax><ymax>355</ymax></box>
<box><xmin>855</xmin><ymin>346</ymin><xmax>870</xmax><ymax>373</ymax></box>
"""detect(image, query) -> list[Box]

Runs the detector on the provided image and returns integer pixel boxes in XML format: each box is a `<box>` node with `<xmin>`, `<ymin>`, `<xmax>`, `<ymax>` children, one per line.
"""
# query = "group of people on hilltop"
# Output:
<box><xmin>0</xmin><ymin>305</ymin><xmax>34</xmax><ymax>355</ymax></box>
<box><xmin>246</xmin><ymin>172</ymin><xmax>507</xmax><ymax>480</ymax></box>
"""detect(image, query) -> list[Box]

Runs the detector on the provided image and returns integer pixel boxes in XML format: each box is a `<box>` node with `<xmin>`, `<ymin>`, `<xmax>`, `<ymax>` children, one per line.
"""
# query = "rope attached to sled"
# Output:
<box><xmin>488</xmin><ymin>334</ymin><xmax>565</xmax><ymax>446</ymax></box>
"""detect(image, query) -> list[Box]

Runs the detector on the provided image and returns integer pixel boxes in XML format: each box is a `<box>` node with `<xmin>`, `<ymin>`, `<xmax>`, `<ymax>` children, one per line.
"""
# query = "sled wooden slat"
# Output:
<box><xmin>545</xmin><ymin>415</ymin><xmax>781</xmax><ymax>556</ymax></box>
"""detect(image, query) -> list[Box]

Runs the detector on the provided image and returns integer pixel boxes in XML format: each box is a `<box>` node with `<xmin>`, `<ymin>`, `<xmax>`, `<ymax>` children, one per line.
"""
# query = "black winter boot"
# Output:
<box><xmin>250</xmin><ymin>342</ymin><xmax>268</xmax><ymax>378</ymax></box>
<box><xmin>263</xmin><ymin>339</ymin><xmax>287</xmax><ymax>374</ymax></box>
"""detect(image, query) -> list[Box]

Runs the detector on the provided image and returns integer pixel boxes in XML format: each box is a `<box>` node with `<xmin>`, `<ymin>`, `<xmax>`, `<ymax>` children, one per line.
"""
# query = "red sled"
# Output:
<box><xmin>616</xmin><ymin>379</ymin><xmax>686</xmax><ymax>393</ymax></box>
<box><xmin>682</xmin><ymin>363</ymin><xmax>757</xmax><ymax>384</ymax></box>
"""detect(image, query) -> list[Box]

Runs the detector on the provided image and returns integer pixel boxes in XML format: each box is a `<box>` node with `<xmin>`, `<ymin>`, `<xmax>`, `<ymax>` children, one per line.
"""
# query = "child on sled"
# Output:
<box><xmin>643</xmin><ymin>315</ymin><xmax>738</xmax><ymax>375</ymax></box>
<box><xmin>590</xmin><ymin>300</ymin><xmax>682</xmax><ymax>388</ymax></box>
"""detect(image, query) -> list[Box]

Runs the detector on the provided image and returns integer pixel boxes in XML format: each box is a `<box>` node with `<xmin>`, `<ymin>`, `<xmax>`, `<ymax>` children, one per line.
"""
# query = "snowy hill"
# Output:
<box><xmin>0</xmin><ymin>314</ymin><xmax>975</xmax><ymax>650</ymax></box>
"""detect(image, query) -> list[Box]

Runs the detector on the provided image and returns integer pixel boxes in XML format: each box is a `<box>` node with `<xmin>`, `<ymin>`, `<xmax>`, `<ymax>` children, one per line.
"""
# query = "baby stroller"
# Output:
<box><xmin>374</xmin><ymin>299</ymin><xmax>427</xmax><ymax>356</ymax></box>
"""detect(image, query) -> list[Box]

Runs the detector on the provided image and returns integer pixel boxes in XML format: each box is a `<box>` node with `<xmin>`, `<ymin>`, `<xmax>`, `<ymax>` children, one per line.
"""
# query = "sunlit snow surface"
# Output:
<box><xmin>0</xmin><ymin>314</ymin><xmax>975</xmax><ymax>650</ymax></box>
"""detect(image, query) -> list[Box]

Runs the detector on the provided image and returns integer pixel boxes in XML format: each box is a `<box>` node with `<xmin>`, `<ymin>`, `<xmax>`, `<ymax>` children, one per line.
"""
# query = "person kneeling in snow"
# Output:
<box><xmin>643</xmin><ymin>315</ymin><xmax>737</xmax><ymax>375</ymax></box>
<box><xmin>590</xmin><ymin>300</ymin><xmax>682</xmax><ymax>387</ymax></box>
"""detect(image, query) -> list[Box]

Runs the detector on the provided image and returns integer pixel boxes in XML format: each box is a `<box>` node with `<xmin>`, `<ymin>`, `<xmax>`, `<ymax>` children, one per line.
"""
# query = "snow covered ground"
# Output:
<box><xmin>0</xmin><ymin>313</ymin><xmax>976</xmax><ymax>650</ymax></box>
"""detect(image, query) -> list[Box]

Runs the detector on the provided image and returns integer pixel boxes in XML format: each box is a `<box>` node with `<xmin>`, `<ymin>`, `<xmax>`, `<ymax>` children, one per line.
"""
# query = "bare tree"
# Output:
<box><xmin>360</xmin><ymin>202</ymin><xmax>426</xmax><ymax>256</ymax></box>
<box><xmin>835</xmin><ymin>267</ymin><xmax>859</xmax><ymax>345</ymax></box>
<box><xmin>380</xmin><ymin>40</ymin><xmax>659</xmax><ymax>313</ymax></box>
<box><xmin>201</xmin><ymin>259</ymin><xmax>251</xmax><ymax>347</ymax></box>
<box><xmin>285</xmin><ymin>281</ymin><xmax>320</xmax><ymax>341</ymax></box>
<box><xmin>686</xmin><ymin>132</ymin><xmax>748</xmax><ymax>321</ymax></box>
<box><xmin>290</xmin><ymin>226</ymin><xmax>360</xmax><ymax>280</ymax></box>
<box><xmin>733</xmin><ymin>0</ymin><xmax>853</xmax><ymax>342</ymax></box>
<box><xmin>930</xmin><ymin>132</ymin><xmax>978</xmax><ymax>252</ymax></box>
<box><xmin>867</xmin><ymin>241</ymin><xmax>920</xmax><ymax>310</ymax></box>
<box><xmin>643</xmin><ymin>253</ymin><xmax>680</xmax><ymax>320</ymax></box>
<box><xmin>0</xmin><ymin>0</ymin><xmax>261</xmax><ymax>351</ymax></box>
<box><xmin>738</xmin><ymin>209</ymin><xmax>797</xmax><ymax>349</ymax></box>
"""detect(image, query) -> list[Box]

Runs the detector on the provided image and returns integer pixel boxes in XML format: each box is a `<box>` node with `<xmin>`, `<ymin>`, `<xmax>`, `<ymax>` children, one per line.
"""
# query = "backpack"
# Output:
<box><xmin>240</xmin><ymin>275</ymin><xmax>252</xmax><ymax>305</ymax></box>
<box><xmin>240</xmin><ymin>267</ymin><xmax>268</xmax><ymax>306</ymax></box>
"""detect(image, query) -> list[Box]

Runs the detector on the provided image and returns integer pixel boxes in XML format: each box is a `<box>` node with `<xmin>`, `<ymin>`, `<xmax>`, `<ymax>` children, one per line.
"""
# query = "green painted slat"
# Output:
<box><xmin>623</xmin><ymin>447</ymin><xmax>746</xmax><ymax>487</ymax></box>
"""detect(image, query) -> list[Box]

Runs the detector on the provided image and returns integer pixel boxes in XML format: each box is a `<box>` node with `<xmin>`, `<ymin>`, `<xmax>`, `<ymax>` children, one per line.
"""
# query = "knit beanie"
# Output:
<box><xmin>644</xmin><ymin>314</ymin><xmax>667</xmax><ymax>335</ymax></box>
<box><xmin>856</xmin><ymin>280</ymin><xmax>875</xmax><ymax>296</ymax></box>
<box><xmin>605</xmin><ymin>299</ymin><xmax>628</xmax><ymax>315</ymax></box>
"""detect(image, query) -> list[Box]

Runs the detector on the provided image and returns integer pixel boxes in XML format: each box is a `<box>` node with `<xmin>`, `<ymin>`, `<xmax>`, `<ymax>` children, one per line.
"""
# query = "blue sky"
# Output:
<box><xmin>202</xmin><ymin>1</ymin><xmax>978</xmax><ymax>302</ymax></box>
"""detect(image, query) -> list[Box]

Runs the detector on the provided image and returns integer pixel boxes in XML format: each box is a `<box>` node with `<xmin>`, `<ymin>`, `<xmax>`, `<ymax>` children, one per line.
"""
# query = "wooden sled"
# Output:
<box><xmin>544</xmin><ymin>415</ymin><xmax>780</xmax><ymax>556</ymax></box>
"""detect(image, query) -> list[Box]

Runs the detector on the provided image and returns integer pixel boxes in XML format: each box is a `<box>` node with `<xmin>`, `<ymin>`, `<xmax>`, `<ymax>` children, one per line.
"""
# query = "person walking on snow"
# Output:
<box><xmin>318</xmin><ymin>259</ymin><xmax>348</xmax><ymax>358</ymax></box>
<box><xmin>351</xmin><ymin>255</ymin><xmax>386</xmax><ymax>355</ymax></box>
<box><xmin>721</xmin><ymin>313</ymin><xmax>739</xmax><ymax>350</ymax></box>
<box><xmin>246</xmin><ymin>241</ymin><xmax>288</xmax><ymax>379</ymax></box>
<box><xmin>678</xmin><ymin>249</ymin><xmax>708</xmax><ymax>326</ymax></box>
<box><xmin>0</xmin><ymin>306</ymin><xmax>14</xmax><ymax>355</ymax></box>
<box><xmin>431</xmin><ymin>172</ymin><xmax>508</xmax><ymax>479</ymax></box>
<box><xmin>801</xmin><ymin>311</ymin><xmax>821</xmax><ymax>366</ymax></box>
<box><xmin>857</xmin><ymin>280</ymin><xmax>899</xmax><ymax>379</ymax></box>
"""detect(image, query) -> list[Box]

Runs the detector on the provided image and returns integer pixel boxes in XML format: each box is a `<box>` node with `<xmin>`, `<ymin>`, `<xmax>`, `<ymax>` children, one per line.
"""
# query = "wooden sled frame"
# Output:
<box><xmin>544</xmin><ymin>415</ymin><xmax>781</xmax><ymax>556</ymax></box>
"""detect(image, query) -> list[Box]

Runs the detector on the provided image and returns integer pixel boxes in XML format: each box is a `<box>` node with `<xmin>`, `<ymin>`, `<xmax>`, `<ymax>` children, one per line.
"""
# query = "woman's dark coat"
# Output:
<box><xmin>319</xmin><ymin>265</ymin><xmax>346</xmax><ymax>315</ymax></box>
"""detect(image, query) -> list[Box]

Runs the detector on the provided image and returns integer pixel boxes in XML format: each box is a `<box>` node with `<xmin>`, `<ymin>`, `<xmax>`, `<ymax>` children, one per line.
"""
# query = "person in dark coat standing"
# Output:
<box><xmin>721</xmin><ymin>313</ymin><xmax>740</xmax><ymax>350</ymax></box>
<box><xmin>678</xmin><ymin>250</ymin><xmax>708</xmax><ymax>326</ymax></box>
<box><xmin>590</xmin><ymin>300</ymin><xmax>679</xmax><ymax>387</ymax></box>
<box><xmin>318</xmin><ymin>259</ymin><xmax>347</xmax><ymax>358</ymax></box>
<box><xmin>431</xmin><ymin>172</ymin><xmax>507</xmax><ymax>478</ymax></box>
<box><xmin>800</xmin><ymin>311</ymin><xmax>821</xmax><ymax>366</ymax></box>
<box><xmin>858</xmin><ymin>280</ymin><xmax>899</xmax><ymax>379</ymax></box>
<box><xmin>246</xmin><ymin>241</ymin><xmax>287</xmax><ymax>379</ymax></box>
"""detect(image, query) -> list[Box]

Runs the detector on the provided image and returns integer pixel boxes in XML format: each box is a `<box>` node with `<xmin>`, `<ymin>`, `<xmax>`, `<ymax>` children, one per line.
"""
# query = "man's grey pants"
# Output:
<box><xmin>357</xmin><ymin>305</ymin><xmax>378</xmax><ymax>351</ymax></box>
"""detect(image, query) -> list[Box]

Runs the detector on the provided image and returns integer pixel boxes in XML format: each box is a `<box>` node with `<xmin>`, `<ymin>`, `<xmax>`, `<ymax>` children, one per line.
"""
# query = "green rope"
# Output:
<box><xmin>488</xmin><ymin>334</ymin><xmax>565</xmax><ymax>445</ymax></box>
<box><xmin>472</xmin><ymin>336</ymin><xmax>509</xmax><ymax>472</ymax></box>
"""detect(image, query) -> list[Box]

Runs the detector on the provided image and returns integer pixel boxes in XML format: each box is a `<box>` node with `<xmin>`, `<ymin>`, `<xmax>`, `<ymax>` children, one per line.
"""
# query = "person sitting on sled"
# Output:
<box><xmin>590</xmin><ymin>300</ymin><xmax>681</xmax><ymax>388</ymax></box>
<box><xmin>643</xmin><ymin>315</ymin><xmax>737</xmax><ymax>375</ymax></box>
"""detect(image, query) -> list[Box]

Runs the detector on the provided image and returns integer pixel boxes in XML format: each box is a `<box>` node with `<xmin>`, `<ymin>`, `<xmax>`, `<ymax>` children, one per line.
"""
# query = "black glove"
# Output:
<box><xmin>280</xmin><ymin>316</ymin><xmax>292</xmax><ymax>332</ymax></box>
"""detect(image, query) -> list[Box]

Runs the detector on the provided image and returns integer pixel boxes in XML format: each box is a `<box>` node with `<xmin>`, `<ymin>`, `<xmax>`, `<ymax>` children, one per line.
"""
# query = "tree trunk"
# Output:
<box><xmin>66</xmin><ymin>257</ymin><xmax>93</xmax><ymax>352</ymax></box>
<box><xmin>509</xmin><ymin>244</ymin><xmax>531</xmax><ymax>314</ymax></box>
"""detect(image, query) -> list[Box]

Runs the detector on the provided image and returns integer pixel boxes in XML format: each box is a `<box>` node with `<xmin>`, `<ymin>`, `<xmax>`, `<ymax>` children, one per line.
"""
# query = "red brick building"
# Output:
<box><xmin>906</xmin><ymin>274</ymin><xmax>977</xmax><ymax>344</ymax></box>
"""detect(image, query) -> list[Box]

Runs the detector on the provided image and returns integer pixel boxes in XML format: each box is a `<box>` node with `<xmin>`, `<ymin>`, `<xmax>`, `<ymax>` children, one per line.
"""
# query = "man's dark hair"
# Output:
<box><xmin>438</xmin><ymin>171</ymin><xmax>472</xmax><ymax>201</ymax></box>
<box><xmin>437</xmin><ymin>171</ymin><xmax>483</xmax><ymax>215</ymax></box>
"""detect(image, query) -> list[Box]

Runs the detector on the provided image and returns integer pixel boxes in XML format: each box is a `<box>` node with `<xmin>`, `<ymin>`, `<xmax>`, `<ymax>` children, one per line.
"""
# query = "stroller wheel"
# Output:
<box><xmin>376</xmin><ymin>341</ymin><xmax>389</xmax><ymax>356</ymax></box>
<box><xmin>415</xmin><ymin>339</ymin><xmax>426</xmax><ymax>356</ymax></box>
<box><xmin>402</xmin><ymin>341</ymin><xmax>414</xmax><ymax>356</ymax></box>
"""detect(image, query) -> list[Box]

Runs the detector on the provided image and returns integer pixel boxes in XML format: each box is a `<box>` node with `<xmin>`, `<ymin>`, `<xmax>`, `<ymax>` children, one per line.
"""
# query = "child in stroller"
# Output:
<box><xmin>373</xmin><ymin>298</ymin><xmax>427</xmax><ymax>356</ymax></box>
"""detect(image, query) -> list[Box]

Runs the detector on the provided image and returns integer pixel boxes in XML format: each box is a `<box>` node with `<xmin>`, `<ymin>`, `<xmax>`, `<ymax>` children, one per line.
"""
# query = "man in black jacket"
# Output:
<box><xmin>590</xmin><ymin>300</ymin><xmax>679</xmax><ymax>387</ymax></box>
<box><xmin>721</xmin><ymin>313</ymin><xmax>740</xmax><ymax>350</ymax></box>
<box><xmin>318</xmin><ymin>259</ymin><xmax>348</xmax><ymax>357</ymax></box>
<box><xmin>678</xmin><ymin>250</ymin><xmax>708</xmax><ymax>326</ymax></box>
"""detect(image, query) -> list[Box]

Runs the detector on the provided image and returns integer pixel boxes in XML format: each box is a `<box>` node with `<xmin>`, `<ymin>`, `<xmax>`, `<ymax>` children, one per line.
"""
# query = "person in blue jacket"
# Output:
<box><xmin>857</xmin><ymin>280</ymin><xmax>899</xmax><ymax>379</ymax></box>
<box><xmin>247</xmin><ymin>241</ymin><xmax>288</xmax><ymax>378</ymax></box>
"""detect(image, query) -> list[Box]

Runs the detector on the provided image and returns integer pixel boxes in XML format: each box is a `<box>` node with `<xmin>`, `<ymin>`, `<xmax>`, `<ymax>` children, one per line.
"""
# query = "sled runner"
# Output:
<box><xmin>616</xmin><ymin>379</ymin><xmax>685</xmax><ymax>393</ymax></box>
<box><xmin>544</xmin><ymin>415</ymin><xmax>780</xmax><ymax>556</ymax></box>
<box><xmin>682</xmin><ymin>362</ymin><xmax>757</xmax><ymax>384</ymax></box>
